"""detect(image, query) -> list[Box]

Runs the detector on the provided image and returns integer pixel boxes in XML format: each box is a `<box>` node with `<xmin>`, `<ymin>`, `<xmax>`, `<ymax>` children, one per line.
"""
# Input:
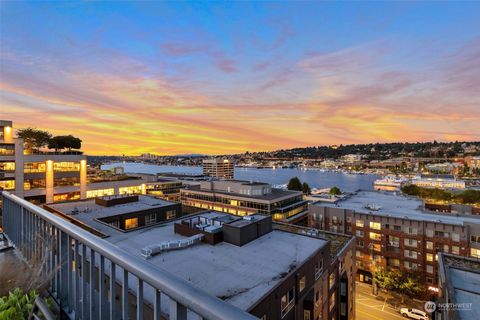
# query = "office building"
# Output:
<box><xmin>436</xmin><ymin>253</ymin><xmax>480</xmax><ymax>320</ymax></box>
<box><xmin>39</xmin><ymin>196</ymin><xmax>355</xmax><ymax>320</ymax></box>
<box><xmin>180</xmin><ymin>180</ymin><xmax>309</xmax><ymax>222</ymax></box>
<box><xmin>202</xmin><ymin>158</ymin><xmax>234</xmax><ymax>179</ymax></box>
<box><xmin>308</xmin><ymin>190</ymin><xmax>480</xmax><ymax>287</ymax></box>
<box><xmin>0</xmin><ymin>119</ymin><xmax>87</xmax><ymax>203</ymax></box>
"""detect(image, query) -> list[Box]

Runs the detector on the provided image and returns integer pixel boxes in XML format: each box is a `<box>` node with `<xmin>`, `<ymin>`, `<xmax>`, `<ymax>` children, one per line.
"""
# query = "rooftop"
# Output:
<box><xmin>46</xmin><ymin>195</ymin><xmax>177</xmax><ymax>233</ymax></box>
<box><xmin>314</xmin><ymin>190</ymin><xmax>480</xmax><ymax>225</ymax></box>
<box><xmin>440</xmin><ymin>253</ymin><xmax>480</xmax><ymax>320</ymax></box>
<box><xmin>76</xmin><ymin>211</ymin><xmax>327</xmax><ymax>311</ymax></box>
<box><xmin>184</xmin><ymin>186</ymin><xmax>302</xmax><ymax>201</ymax></box>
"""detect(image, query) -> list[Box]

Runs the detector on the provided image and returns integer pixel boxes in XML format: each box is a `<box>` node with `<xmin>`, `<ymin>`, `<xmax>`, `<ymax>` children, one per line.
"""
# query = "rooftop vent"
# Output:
<box><xmin>365</xmin><ymin>203</ymin><xmax>382</xmax><ymax>211</ymax></box>
<box><xmin>141</xmin><ymin>234</ymin><xmax>204</xmax><ymax>259</ymax></box>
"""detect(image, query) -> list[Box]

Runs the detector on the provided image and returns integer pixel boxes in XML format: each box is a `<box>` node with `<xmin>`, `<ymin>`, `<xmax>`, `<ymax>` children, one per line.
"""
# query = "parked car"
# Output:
<box><xmin>400</xmin><ymin>308</ymin><xmax>428</xmax><ymax>320</ymax></box>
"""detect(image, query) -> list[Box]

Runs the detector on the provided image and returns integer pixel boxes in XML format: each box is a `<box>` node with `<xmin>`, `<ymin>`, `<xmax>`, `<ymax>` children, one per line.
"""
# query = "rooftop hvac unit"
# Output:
<box><xmin>243</xmin><ymin>215</ymin><xmax>255</xmax><ymax>221</ymax></box>
<box><xmin>141</xmin><ymin>234</ymin><xmax>204</xmax><ymax>259</ymax></box>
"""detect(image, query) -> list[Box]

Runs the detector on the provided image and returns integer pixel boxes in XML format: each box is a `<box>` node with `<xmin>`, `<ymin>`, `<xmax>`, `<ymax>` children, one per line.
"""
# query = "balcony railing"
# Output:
<box><xmin>1</xmin><ymin>191</ymin><xmax>257</xmax><ymax>320</ymax></box>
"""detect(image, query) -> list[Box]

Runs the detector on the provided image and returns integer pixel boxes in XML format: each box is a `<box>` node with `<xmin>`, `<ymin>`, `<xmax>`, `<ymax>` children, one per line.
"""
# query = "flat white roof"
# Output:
<box><xmin>316</xmin><ymin>190</ymin><xmax>480</xmax><ymax>225</ymax></box>
<box><xmin>47</xmin><ymin>195</ymin><xmax>177</xmax><ymax>234</ymax></box>
<box><xmin>98</xmin><ymin>214</ymin><xmax>326</xmax><ymax>310</ymax></box>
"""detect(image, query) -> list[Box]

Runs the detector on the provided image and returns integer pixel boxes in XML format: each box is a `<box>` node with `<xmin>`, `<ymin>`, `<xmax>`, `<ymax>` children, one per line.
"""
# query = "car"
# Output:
<box><xmin>400</xmin><ymin>307</ymin><xmax>428</xmax><ymax>320</ymax></box>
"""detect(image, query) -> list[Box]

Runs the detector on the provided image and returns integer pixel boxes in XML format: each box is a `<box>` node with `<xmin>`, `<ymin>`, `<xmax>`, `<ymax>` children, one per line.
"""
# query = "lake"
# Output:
<box><xmin>101</xmin><ymin>162</ymin><xmax>380</xmax><ymax>192</ymax></box>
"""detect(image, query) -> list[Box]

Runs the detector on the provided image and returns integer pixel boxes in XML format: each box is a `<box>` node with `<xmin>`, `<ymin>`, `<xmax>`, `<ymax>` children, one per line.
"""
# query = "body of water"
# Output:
<box><xmin>101</xmin><ymin>162</ymin><xmax>380</xmax><ymax>192</ymax></box>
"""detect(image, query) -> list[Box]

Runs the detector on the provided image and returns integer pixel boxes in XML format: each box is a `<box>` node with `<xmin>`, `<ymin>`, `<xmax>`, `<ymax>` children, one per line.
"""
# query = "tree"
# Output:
<box><xmin>16</xmin><ymin>128</ymin><xmax>52</xmax><ymax>152</ymax></box>
<box><xmin>287</xmin><ymin>177</ymin><xmax>303</xmax><ymax>191</ymax></box>
<box><xmin>48</xmin><ymin>135</ymin><xmax>82</xmax><ymax>152</ymax></box>
<box><xmin>302</xmin><ymin>182</ymin><xmax>311</xmax><ymax>195</ymax></box>
<box><xmin>329</xmin><ymin>186</ymin><xmax>341</xmax><ymax>195</ymax></box>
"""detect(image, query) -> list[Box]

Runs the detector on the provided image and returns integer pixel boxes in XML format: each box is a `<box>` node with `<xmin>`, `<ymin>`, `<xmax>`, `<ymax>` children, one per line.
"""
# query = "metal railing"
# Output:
<box><xmin>1</xmin><ymin>191</ymin><xmax>257</xmax><ymax>320</ymax></box>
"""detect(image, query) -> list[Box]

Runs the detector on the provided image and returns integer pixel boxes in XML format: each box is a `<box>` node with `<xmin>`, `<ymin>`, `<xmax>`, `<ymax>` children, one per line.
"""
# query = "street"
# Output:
<box><xmin>355</xmin><ymin>282</ymin><xmax>423</xmax><ymax>320</ymax></box>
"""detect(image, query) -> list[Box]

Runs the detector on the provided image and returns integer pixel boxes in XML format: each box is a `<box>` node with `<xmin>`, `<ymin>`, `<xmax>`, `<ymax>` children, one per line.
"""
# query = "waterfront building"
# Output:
<box><xmin>308</xmin><ymin>190</ymin><xmax>480</xmax><ymax>287</ymax></box>
<box><xmin>17</xmin><ymin>191</ymin><xmax>355</xmax><ymax>320</ymax></box>
<box><xmin>436</xmin><ymin>253</ymin><xmax>480</xmax><ymax>320</ymax></box>
<box><xmin>373</xmin><ymin>175</ymin><xmax>409</xmax><ymax>191</ymax></box>
<box><xmin>180</xmin><ymin>180</ymin><xmax>309</xmax><ymax>222</ymax></box>
<box><xmin>465</xmin><ymin>156</ymin><xmax>480</xmax><ymax>171</ymax></box>
<box><xmin>411</xmin><ymin>174</ymin><xmax>466</xmax><ymax>189</ymax></box>
<box><xmin>202</xmin><ymin>158</ymin><xmax>234</xmax><ymax>179</ymax></box>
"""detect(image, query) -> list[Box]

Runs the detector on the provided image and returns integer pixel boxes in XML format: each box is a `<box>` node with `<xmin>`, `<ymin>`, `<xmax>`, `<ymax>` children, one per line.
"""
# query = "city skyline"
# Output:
<box><xmin>1</xmin><ymin>2</ymin><xmax>480</xmax><ymax>155</ymax></box>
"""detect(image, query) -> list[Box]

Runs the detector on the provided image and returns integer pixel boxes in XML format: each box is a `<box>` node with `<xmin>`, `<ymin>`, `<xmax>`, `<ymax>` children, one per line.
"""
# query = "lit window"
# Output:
<box><xmin>426</xmin><ymin>253</ymin><xmax>434</xmax><ymax>262</ymax></box>
<box><xmin>125</xmin><ymin>218</ymin><xmax>138</xmax><ymax>230</ymax></box>
<box><xmin>369</xmin><ymin>232</ymin><xmax>381</xmax><ymax>241</ymax></box>
<box><xmin>470</xmin><ymin>248</ymin><xmax>480</xmax><ymax>258</ymax></box>
<box><xmin>369</xmin><ymin>222</ymin><xmax>381</xmax><ymax>230</ymax></box>
<box><xmin>281</xmin><ymin>288</ymin><xmax>295</xmax><ymax>318</ymax></box>
<box><xmin>426</xmin><ymin>241</ymin><xmax>433</xmax><ymax>250</ymax></box>
<box><xmin>329</xmin><ymin>273</ymin><xmax>335</xmax><ymax>289</ymax></box>
<box><xmin>166</xmin><ymin>210</ymin><xmax>176</xmax><ymax>220</ymax></box>
<box><xmin>355</xmin><ymin>220</ymin><xmax>364</xmax><ymax>228</ymax></box>
<box><xmin>299</xmin><ymin>275</ymin><xmax>306</xmax><ymax>292</ymax></box>
<box><xmin>452</xmin><ymin>246</ymin><xmax>460</xmax><ymax>255</ymax></box>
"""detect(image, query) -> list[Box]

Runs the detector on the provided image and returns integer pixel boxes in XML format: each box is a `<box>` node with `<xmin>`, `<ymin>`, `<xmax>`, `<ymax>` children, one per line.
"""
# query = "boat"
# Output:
<box><xmin>373</xmin><ymin>176</ymin><xmax>409</xmax><ymax>191</ymax></box>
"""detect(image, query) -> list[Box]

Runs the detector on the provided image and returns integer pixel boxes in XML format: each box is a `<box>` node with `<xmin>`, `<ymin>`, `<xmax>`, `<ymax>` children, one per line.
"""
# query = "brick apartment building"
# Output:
<box><xmin>308</xmin><ymin>191</ymin><xmax>480</xmax><ymax>288</ymax></box>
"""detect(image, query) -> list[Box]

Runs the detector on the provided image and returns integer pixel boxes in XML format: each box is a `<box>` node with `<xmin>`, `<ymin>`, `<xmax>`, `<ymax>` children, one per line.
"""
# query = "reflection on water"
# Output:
<box><xmin>101</xmin><ymin>162</ymin><xmax>381</xmax><ymax>192</ymax></box>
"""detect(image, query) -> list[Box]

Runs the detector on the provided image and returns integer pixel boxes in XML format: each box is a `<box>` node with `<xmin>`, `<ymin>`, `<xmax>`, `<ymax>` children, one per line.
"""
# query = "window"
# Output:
<box><xmin>346</xmin><ymin>216</ymin><xmax>352</xmax><ymax>223</ymax></box>
<box><xmin>404</xmin><ymin>250</ymin><xmax>418</xmax><ymax>259</ymax></box>
<box><xmin>426</xmin><ymin>229</ymin><xmax>434</xmax><ymax>237</ymax></box>
<box><xmin>471</xmin><ymin>235</ymin><xmax>480</xmax><ymax>244</ymax></box>
<box><xmin>145</xmin><ymin>213</ymin><xmax>156</xmax><ymax>225</ymax></box>
<box><xmin>393</xmin><ymin>225</ymin><xmax>402</xmax><ymax>231</ymax></box>
<box><xmin>329</xmin><ymin>273</ymin><xmax>335</xmax><ymax>289</ymax></box>
<box><xmin>315</xmin><ymin>260</ymin><xmax>323</xmax><ymax>280</ymax></box>
<box><xmin>357</xmin><ymin>240</ymin><xmax>364</xmax><ymax>248</ymax></box>
<box><xmin>443</xmin><ymin>245</ymin><xmax>449</xmax><ymax>253</ymax></box>
<box><xmin>452</xmin><ymin>233</ymin><xmax>460</xmax><ymax>242</ymax></box>
<box><xmin>372</xmin><ymin>244</ymin><xmax>381</xmax><ymax>252</ymax></box>
<box><xmin>304</xmin><ymin>310</ymin><xmax>311</xmax><ymax>320</ymax></box>
<box><xmin>369</xmin><ymin>221</ymin><xmax>381</xmax><ymax>230</ymax></box>
<box><xmin>369</xmin><ymin>232</ymin><xmax>381</xmax><ymax>241</ymax></box>
<box><xmin>356</xmin><ymin>251</ymin><xmax>364</xmax><ymax>258</ymax></box>
<box><xmin>166</xmin><ymin>210</ymin><xmax>176</xmax><ymax>220</ymax></box>
<box><xmin>299</xmin><ymin>275</ymin><xmax>306</xmax><ymax>292</ymax></box>
<box><xmin>404</xmin><ymin>238</ymin><xmax>418</xmax><ymax>248</ymax></box>
<box><xmin>329</xmin><ymin>292</ymin><xmax>335</xmax><ymax>311</ymax></box>
<box><xmin>388</xmin><ymin>258</ymin><xmax>400</xmax><ymax>267</ymax></box>
<box><xmin>356</xmin><ymin>220</ymin><xmax>364</xmax><ymax>228</ymax></box>
<box><xmin>355</xmin><ymin>230</ymin><xmax>364</xmax><ymax>237</ymax></box>
<box><xmin>404</xmin><ymin>261</ymin><xmax>418</xmax><ymax>270</ymax></box>
<box><xmin>281</xmin><ymin>288</ymin><xmax>295</xmax><ymax>318</ymax></box>
<box><xmin>426</xmin><ymin>253</ymin><xmax>434</xmax><ymax>262</ymax></box>
<box><xmin>125</xmin><ymin>218</ymin><xmax>138</xmax><ymax>230</ymax></box>
<box><xmin>436</xmin><ymin>231</ymin><xmax>450</xmax><ymax>238</ymax></box>
<box><xmin>471</xmin><ymin>248</ymin><xmax>480</xmax><ymax>259</ymax></box>
<box><xmin>388</xmin><ymin>236</ymin><xmax>400</xmax><ymax>247</ymax></box>
<box><xmin>340</xmin><ymin>302</ymin><xmax>347</xmax><ymax>316</ymax></box>
<box><xmin>426</xmin><ymin>265</ymin><xmax>434</xmax><ymax>274</ymax></box>
<box><xmin>405</xmin><ymin>227</ymin><xmax>417</xmax><ymax>235</ymax></box>
<box><xmin>426</xmin><ymin>241</ymin><xmax>434</xmax><ymax>250</ymax></box>
<box><xmin>452</xmin><ymin>246</ymin><xmax>460</xmax><ymax>255</ymax></box>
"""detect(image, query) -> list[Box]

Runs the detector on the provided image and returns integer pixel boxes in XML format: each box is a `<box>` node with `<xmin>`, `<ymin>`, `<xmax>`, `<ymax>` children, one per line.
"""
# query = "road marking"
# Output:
<box><xmin>382</xmin><ymin>296</ymin><xmax>387</xmax><ymax>311</ymax></box>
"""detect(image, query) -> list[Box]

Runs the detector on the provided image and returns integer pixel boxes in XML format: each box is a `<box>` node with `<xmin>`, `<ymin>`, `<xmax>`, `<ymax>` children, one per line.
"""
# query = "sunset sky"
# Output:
<box><xmin>1</xmin><ymin>2</ymin><xmax>479</xmax><ymax>155</ymax></box>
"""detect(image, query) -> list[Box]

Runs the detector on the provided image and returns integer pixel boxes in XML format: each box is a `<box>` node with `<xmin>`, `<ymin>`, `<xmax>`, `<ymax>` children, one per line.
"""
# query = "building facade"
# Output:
<box><xmin>202</xmin><ymin>158</ymin><xmax>234</xmax><ymax>179</ymax></box>
<box><xmin>308</xmin><ymin>191</ymin><xmax>480</xmax><ymax>288</ymax></box>
<box><xmin>0</xmin><ymin>120</ymin><xmax>87</xmax><ymax>203</ymax></box>
<box><xmin>180</xmin><ymin>180</ymin><xmax>308</xmax><ymax>222</ymax></box>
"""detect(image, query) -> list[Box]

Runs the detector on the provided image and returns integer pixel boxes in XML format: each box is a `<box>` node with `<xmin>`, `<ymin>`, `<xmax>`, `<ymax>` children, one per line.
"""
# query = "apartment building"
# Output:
<box><xmin>202</xmin><ymin>158</ymin><xmax>234</xmax><ymax>179</ymax></box>
<box><xmin>180</xmin><ymin>179</ymin><xmax>309</xmax><ymax>222</ymax></box>
<box><xmin>308</xmin><ymin>190</ymin><xmax>480</xmax><ymax>287</ymax></box>
<box><xmin>43</xmin><ymin>197</ymin><xmax>355</xmax><ymax>320</ymax></box>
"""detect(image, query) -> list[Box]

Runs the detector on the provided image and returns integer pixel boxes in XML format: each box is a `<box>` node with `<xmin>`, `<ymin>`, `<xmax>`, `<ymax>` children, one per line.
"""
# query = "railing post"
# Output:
<box><xmin>122</xmin><ymin>269</ymin><xmax>129</xmax><ymax>320</ymax></box>
<box><xmin>99</xmin><ymin>256</ymin><xmax>105</xmax><ymax>320</ymax></box>
<box><xmin>59</xmin><ymin>231</ymin><xmax>69</xmax><ymax>309</ymax></box>
<box><xmin>154</xmin><ymin>289</ymin><xmax>161</xmax><ymax>320</ymax></box>
<box><xmin>110</xmin><ymin>261</ymin><xmax>116</xmax><ymax>320</ymax></box>
<box><xmin>136</xmin><ymin>279</ymin><xmax>144</xmax><ymax>320</ymax></box>
<box><xmin>90</xmin><ymin>248</ymin><xmax>96</xmax><ymax>320</ymax></box>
